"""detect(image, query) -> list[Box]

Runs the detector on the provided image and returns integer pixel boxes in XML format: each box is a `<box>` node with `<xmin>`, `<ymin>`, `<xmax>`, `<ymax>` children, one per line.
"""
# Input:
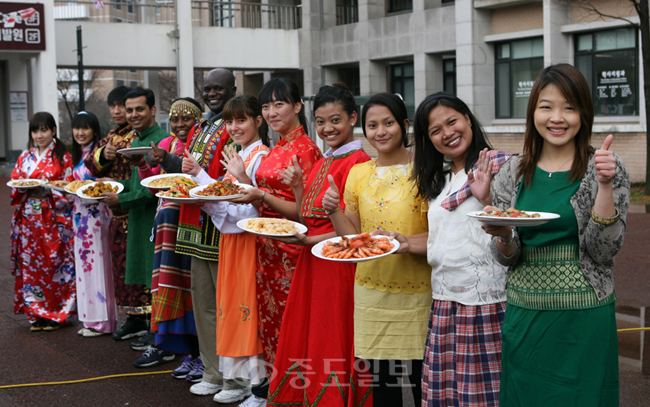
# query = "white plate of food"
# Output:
<box><xmin>117</xmin><ymin>147</ymin><xmax>153</xmax><ymax>156</ymax></box>
<box><xmin>466</xmin><ymin>209</ymin><xmax>560</xmax><ymax>227</ymax></box>
<box><xmin>237</xmin><ymin>217</ymin><xmax>308</xmax><ymax>237</ymax></box>
<box><xmin>155</xmin><ymin>178</ymin><xmax>200</xmax><ymax>203</ymax></box>
<box><xmin>189</xmin><ymin>180</ymin><xmax>252</xmax><ymax>201</ymax></box>
<box><xmin>64</xmin><ymin>180</ymin><xmax>94</xmax><ymax>194</ymax></box>
<box><xmin>141</xmin><ymin>173</ymin><xmax>192</xmax><ymax>190</ymax></box>
<box><xmin>155</xmin><ymin>192</ymin><xmax>201</xmax><ymax>204</ymax></box>
<box><xmin>311</xmin><ymin>233</ymin><xmax>400</xmax><ymax>263</ymax></box>
<box><xmin>76</xmin><ymin>181</ymin><xmax>124</xmax><ymax>201</ymax></box>
<box><xmin>7</xmin><ymin>179</ymin><xmax>44</xmax><ymax>188</ymax></box>
<box><xmin>44</xmin><ymin>180</ymin><xmax>71</xmax><ymax>193</ymax></box>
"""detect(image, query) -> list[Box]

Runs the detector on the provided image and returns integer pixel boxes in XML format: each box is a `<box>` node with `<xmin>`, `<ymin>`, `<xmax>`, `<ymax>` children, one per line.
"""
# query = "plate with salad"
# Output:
<box><xmin>156</xmin><ymin>178</ymin><xmax>202</xmax><ymax>203</ymax></box>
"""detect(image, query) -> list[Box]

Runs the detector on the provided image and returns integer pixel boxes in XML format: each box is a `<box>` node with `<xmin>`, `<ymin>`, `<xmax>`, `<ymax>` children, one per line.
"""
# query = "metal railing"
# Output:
<box><xmin>336</xmin><ymin>4</ymin><xmax>358</xmax><ymax>25</ymax></box>
<box><xmin>53</xmin><ymin>1</ymin><xmax>175</xmax><ymax>25</ymax></box>
<box><xmin>192</xmin><ymin>1</ymin><xmax>301</xmax><ymax>30</ymax></box>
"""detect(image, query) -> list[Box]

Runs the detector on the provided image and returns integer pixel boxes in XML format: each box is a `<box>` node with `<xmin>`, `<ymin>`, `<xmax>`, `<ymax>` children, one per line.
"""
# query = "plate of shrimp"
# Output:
<box><xmin>311</xmin><ymin>233</ymin><xmax>400</xmax><ymax>263</ymax></box>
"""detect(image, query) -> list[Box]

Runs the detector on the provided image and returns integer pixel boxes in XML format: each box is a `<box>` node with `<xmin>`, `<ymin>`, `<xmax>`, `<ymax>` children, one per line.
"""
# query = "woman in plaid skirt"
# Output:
<box><xmin>391</xmin><ymin>92</ymin><xmax>511</xmax><ymax>407</ymax></box>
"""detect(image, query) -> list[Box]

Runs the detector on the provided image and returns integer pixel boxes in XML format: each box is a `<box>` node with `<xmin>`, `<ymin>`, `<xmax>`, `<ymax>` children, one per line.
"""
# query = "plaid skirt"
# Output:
<box><xmin>422</xmin><ymin>300</ymin><xmax>506</xmax><ymax>407</ymax></box>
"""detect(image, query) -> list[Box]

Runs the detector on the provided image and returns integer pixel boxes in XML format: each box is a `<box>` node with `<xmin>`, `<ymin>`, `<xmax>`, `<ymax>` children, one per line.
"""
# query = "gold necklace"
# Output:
<box><xmin>541</xmin><ymin>157</ymin><xmax>572</xmax><ymax>178</ymax></box>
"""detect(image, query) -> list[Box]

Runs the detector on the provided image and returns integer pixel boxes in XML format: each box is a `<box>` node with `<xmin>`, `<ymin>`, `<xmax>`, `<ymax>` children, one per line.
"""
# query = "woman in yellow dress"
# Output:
<box><xmin>323</xmin><ymin>93</ymin><xmax>431</xmax><ymax>407</ymax></box>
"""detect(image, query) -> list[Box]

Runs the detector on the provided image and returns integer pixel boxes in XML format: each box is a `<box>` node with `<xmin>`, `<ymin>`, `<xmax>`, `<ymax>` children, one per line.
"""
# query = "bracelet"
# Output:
<box><xmin>325</xmin><ymin>207</ymin><xmax>339</xmax><ymax>216</ymax></box>
<box><xmin>591</xmin><ymin>208</ymin><xmax>620</xmax><ymax>226</ymax></box>
<box><xmin>497</xmin><ymin>231</ymin><xmax>515</xmax><ymax>245</ymax></box>
<box><xmin>258</xmin><ymin>191</ymin><xmax>266</xmax><ymax>202</ymax></box>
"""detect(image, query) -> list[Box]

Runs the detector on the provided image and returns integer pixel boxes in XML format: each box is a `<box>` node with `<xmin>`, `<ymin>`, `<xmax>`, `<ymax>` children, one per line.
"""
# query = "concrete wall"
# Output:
<box><xmin>55</xmin><ymin>22</ymin><xmax>300</xmax><ymax>71</ymax></box>
<box><xmin>491</xmin><ymin>3</ymin><xmax>543</xmax><ymax>34</ymax></box>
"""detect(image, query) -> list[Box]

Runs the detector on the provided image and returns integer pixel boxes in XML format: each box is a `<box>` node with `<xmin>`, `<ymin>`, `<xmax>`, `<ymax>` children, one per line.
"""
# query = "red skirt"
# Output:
<box><xmin>267</xmin><ymin>246</ymin><xmax>372</xmax><ymax>407</ymax></box>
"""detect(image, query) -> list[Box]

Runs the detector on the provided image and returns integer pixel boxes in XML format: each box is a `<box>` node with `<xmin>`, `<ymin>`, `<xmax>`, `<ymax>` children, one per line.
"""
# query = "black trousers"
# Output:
<box><xmin>369</xmin><ymin>359</ymin><xmax>423</xmax><ymax>407</ymax></box>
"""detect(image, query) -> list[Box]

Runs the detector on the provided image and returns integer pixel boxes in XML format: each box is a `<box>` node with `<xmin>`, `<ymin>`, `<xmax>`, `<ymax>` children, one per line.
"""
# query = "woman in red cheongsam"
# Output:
<box><xmin>234</xmin><ymin>78</ymin><xmax>323</xmax><ymax>405</ymax></box>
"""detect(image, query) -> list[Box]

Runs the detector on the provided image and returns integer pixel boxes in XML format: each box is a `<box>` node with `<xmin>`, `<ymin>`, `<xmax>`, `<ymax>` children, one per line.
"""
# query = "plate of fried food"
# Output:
<box><xmin>467</xmin><ymin>208</ymin><xmax>560</xmax><ymax>227</ymax></box>
<box><xmin>76</xmin><ymin>181</ymin><xmax>124</xmax><ymax>202</ymax></box>
<box><xmin>189</xmin><ymin>179</ymin><xmax>252</xmax><ymax>201</ymax></box>
<box><xmin>65</xmin><ymin>180</ymin><xmax>93</xmax><ymax>194</ymax></box>
<box><xmin>237</xmin><ymin>217</ymin><xmax>308</xmax><ymax>237</ymax></box>
<box><xmin>7</xmin><ymin>179</ymin><xmax>44</xmax><ymax>188</ymax></box>
<box><xmin>141</xmin><ymin>173</ymin><xmax>192</xmax><ymax>190</ymax></box>
<box><xmin>44</xmin><ymin>180</ymin><xmax>71</xmax><ymax>193</ymax></box>
<box><xmin>156</xmin><ymin>178</ymin><xmax>201</xmax><ymax>203</ymax></box>
<box><xmin>312</xmin><ymin>233</ymin><xmax>400</xmax><ymax>263</ymax></box>
<box><xmin>117</xmin><ymin>147</ymin><xmax>153</xmax><ymax>156</ymax></box>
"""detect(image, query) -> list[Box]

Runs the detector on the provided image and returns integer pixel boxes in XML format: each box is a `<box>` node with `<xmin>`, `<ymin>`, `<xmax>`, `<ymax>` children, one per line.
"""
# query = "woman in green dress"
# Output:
<box><xmin>480</xmin><ymin>63</ymin><xmax>630</xmax><ymax>406</ymax></box>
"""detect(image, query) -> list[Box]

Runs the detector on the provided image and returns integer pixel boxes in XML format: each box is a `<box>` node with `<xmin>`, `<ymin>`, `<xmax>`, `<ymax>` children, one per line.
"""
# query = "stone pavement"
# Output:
<box><xmin>1</xmin><ymin>175</ymin><xmax>649</xmax><ymax>406</ymax></box>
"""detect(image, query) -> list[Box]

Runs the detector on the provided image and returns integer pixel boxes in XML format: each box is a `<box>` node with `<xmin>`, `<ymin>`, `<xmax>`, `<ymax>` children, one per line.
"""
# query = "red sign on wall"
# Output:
<box><xmin>0</xmin><ymin>3</ymin><xmax>45</xmax><ymax>51</ymax></box>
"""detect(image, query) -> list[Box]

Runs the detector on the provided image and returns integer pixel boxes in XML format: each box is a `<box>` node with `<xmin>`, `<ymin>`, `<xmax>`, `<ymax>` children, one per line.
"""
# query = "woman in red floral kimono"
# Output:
<box><xmin>10</xmin><ymin>112</ymin><xmax>75</xmax><ymax>331</ymax></box>
<box><xmin>234</xmin><ymin>78</ymin><xmax>323</xmax><ymax>406</ymax></box>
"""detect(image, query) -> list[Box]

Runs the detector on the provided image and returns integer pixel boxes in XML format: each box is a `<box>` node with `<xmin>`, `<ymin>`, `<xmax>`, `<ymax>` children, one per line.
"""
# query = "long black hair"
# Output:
<box><xmin>360</xmin><ymin>93</ymin><xmax>410</xmax><ymax>147</ymax></box>
<box><xmin>223</xmin><ymin>95</ymin><xmax>270</xmax><ymax>147</ymax></box>
<box><xmin>71</xmin><ymin>111</ymin><xmax>102</xmax><ymax>165</ymax></box>
<box><xmin>28</xmin><ymin>112</ymin><xmax>68</xmax><ymax>164</ymax></box>
<box><xmin>258</xmin><ymin>77</ymin><xmax>308</xmax><ymax>135</ymax></box>
<box><xmin>412</xmin><ymin>92</ymin><xmax>492</xmax><ymax>201</ymax></box>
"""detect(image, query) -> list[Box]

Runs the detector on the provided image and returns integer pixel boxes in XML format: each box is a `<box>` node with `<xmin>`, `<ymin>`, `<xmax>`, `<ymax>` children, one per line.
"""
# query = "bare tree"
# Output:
<box><xmin>57</xmin><ymin>68</ymin><xmax>114</xmax><ymax>143</ymax></box>
<box><xmin>557</xmin><ymin>0</ymin><xmax>650</xmax><ymax>192</ymax></box>
<box><xmin>157</xmin><ymin>69</ymin><xmax>207</xmax><ymax>113</ymax></box>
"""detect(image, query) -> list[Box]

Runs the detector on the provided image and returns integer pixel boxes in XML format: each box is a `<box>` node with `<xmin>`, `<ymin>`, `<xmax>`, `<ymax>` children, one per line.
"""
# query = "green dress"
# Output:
<box><xmin>117</xmin><ymin>123</ymin><xmax>168</xmax><ymax>287</ymax></box>
<box><xmin>500</xmin><ymin>167</ymin><xmax>618</xmax><ymax>407</ymax></box>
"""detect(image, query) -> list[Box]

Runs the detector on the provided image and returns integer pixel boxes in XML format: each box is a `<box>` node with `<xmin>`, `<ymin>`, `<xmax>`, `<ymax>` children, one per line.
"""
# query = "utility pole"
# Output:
<box><xmin>76</xmin><ymin>25</ymin><xmax>84</xmax><ymax>112</ymax></box>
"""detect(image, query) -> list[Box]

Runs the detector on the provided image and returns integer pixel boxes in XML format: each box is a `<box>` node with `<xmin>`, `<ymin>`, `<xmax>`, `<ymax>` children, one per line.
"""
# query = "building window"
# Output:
<box><xmin>391</xmin><ymin>63</ymin><xmax>415</xmax><ymax>119</ymax></box>
<box><xmin>116</xmin><ymin>79</ymin><xmax>124</xmax><ymax>87</ymax></box>
<box><xmin>495</xmin><ymin>38</ymin><xmax>544</xmax><ymax>118</ymax></box>
<box><xmin>336</xmin><ymin>0</ymin><xmax>358</xmax><ymax>25</ymax></box>
<box><xmin>575</xmin><ymin>27</ymin><xmax>638</xmax><ymax>116</ymax></box>
<box><xmin>338</xmin><ymin>67</ymin><xmax>360</xmax><ymax>96</ymax></box>
<box><xmin>115</xmin><ymin>0</ymin><xmax>122</xmax><ymax>11</ymax></box>
<box><xmin>127</xmin><ymin>0</ymin><xmax>134</xmax><ymax>14</ymax></box>
<box><xmin>130</xmin><ymin>81</ymin><xmax>138</xmax><ymax>88</ymax></box>
<box><xmin>443</xmin><ymin>58</ymin><xmax>456</xmax><ymax>95</ymax></box>
<box><xmin>388</xmin><ymin>0</ymin><xmax>412</xmax><ymax>14</ymax></box>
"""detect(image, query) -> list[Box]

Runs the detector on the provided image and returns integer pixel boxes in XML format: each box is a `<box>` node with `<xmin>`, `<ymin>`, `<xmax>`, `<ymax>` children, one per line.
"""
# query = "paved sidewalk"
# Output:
<box><xmin>1</xmin><ymin>175</ymin><xmax>649</xmax><ymax>406</ymax></box>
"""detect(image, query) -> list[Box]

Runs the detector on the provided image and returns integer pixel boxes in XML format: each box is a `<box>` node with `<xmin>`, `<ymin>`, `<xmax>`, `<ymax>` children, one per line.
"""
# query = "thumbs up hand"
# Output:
<box><xmin>322</xmin><ymin>175</ymin><xmax>341</xmax><ymax>214</ymax></box>
<box><xmin>103</xmin><ymin>137</ymin><xmax>117</xmax><ymax>161</ymax></box>
<box><xmin>147</xmin><ymin>141</ymin><xmax>167</xmax><ymax>166</ymax></box>
<box><xmin>595</xmin><ymin>134</ymin><xmax>616</xmax><ymax>184</ymax></box>
<box><xmin>182</xmin><ymin>149</ymin><xmax>201</xmax><ymax>176</ymax></box>
<box><xmin>281</xmin><ymin>155</ymin><xmax>303</xmax><ymax>188</ymax></box>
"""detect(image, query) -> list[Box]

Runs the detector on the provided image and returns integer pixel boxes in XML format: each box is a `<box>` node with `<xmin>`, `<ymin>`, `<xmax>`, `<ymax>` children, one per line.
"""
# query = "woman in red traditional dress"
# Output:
<box><xmin>234</xmin><ymin>78</ymin><xmax>323</xmax><ymax>406</ymax></box>
<box><xmin>267</xmin><ymin>83</ymin><xmax>372</xmax><ymax>407</ymax></box>
<box><xmin>10</xmin><ymin>112</ymin><xmax>75</xmax><ymax>332</ymax></box>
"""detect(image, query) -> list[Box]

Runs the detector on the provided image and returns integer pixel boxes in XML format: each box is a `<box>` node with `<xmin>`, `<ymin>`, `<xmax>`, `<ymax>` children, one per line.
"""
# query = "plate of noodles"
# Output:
<box><xmin>141</xmin><ymin>173</ymin><xmax>192</xmax><ymax>190</ymax></box>
<box><xmin>237</xmin><ymin>217</ymin><xmax>307</xmax><ymax>237</ymax></box>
